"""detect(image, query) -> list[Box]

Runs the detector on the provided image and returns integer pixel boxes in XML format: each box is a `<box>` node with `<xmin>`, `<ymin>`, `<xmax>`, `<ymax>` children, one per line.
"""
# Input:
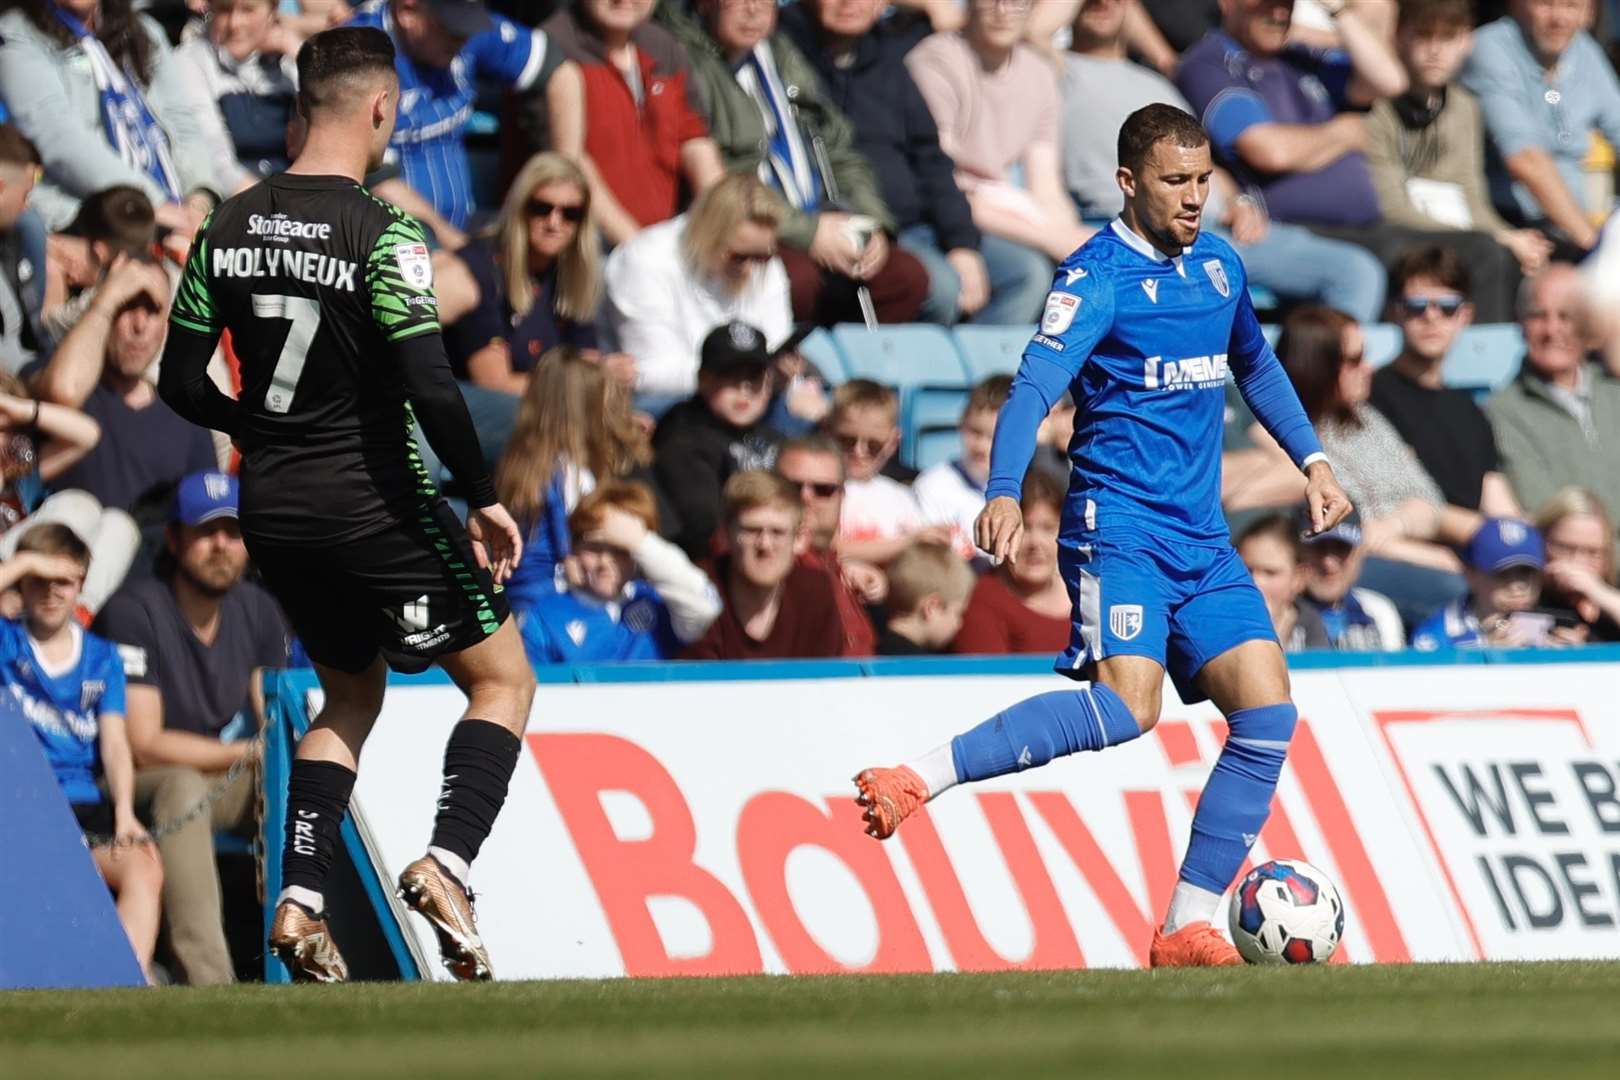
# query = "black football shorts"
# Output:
<box><xmin>248</xmin><ymin>500</ymin><xmax>510</xmax><ymax>674</ymax></box>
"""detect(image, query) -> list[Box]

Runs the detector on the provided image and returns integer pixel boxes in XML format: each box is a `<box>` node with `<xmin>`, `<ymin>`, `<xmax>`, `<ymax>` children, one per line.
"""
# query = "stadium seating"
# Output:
<box><xmin>914</xmin><ymin>426</ymin><xmax>965</xmax><ymax>471</ymax></box>
<box><xmin>830</xmin><ymin>324</ymin><xmax>969</xmax><ymax>387</ymax></box>
<box><xmin>798</xmin><ymin>328</ymin><xmax>848</xmax><ymax>384</ymax></box>
<box><xmin>951</xmin><ymin>325</ymin><xmax>1030</xmax><ymax>380</ymax></box>
<box><xmin>1439</xmin><ymin>324</ymin><xmax>1523</xmax><ymax>391</ymax></box>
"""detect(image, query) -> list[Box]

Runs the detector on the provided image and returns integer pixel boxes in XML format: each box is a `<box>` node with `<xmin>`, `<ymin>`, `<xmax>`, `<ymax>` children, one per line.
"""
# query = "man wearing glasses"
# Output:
<box><xmin>1371</xmin><ymin>246</ymin><xmax>1524</xmax><ymax>519</ymax></box>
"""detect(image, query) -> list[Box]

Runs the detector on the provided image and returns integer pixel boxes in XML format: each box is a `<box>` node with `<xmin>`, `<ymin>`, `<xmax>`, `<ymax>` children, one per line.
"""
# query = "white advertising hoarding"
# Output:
<box><xmin>344</xmin><ymin>662</ymin><xmax>1620</xmax><ymax>980</ymax></box>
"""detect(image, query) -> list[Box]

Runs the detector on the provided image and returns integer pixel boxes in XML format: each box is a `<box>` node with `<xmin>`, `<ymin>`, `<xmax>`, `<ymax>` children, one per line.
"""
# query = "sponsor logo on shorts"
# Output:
<box><xmin>1109</xmin><ymin>604</ymin><xmax>1144</xmax><ymax>641</ymax></box>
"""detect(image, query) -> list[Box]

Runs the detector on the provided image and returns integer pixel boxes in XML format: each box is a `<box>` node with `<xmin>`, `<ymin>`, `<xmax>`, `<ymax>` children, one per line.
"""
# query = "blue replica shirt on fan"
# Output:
<box><xmin>349</xmin><ymin>0</ymin><xmax>555</xmax><ymax>228</ymax></box>
<box><xmin>0</xmin><ymin>619</ymin><xmax>127</xmax><ymax>805</ymax></box>
<box><xmin>518</xmin><ymin>582</ymin><xmax>681</xmax><ymax>664</ymax></box>
<box><xmin>985</xmin><ymin>219</ymin><xmax>1323</xmax><ymax>543</ymax></box>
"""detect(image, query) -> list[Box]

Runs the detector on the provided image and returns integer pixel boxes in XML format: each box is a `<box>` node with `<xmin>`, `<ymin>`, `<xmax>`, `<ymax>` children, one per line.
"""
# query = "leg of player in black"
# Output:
<box><xmin>270</xmin><ymin>657</ymin><xmax>388</xmax><ymax>982</ymax></box>
<box><xmin>395</xmin><ymin>618</ymin><xmax>535</xmax><ymax>981</ymax></box>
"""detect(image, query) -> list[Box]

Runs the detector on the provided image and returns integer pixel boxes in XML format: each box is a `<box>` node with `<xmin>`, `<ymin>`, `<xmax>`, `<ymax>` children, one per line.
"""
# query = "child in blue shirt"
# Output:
<box><xmin>519</xmin><ymin>481</ymin><xmax>722</xmax><ymax>664</ymax></box>
<box><xmin>1</xmin><ymin>521</ymin><xmax>162</xmax><ymax>982</ymax></box>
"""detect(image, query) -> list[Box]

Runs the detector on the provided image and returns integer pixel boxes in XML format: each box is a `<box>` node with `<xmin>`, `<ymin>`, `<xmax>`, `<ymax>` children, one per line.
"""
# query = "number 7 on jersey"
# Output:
<box><xmin>252</xmin><ymin>293</ymin><xmax>323</xmax><ymax>414</ymax></box>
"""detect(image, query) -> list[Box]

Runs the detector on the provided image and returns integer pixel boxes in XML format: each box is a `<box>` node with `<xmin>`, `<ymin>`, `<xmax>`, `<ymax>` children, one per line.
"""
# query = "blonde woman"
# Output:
<box><xmin>494</xmin><ymin>347</ymin><xmax>651</xmax><ymax>612</ymax></box>
<box><xmin>1536</xmin><ymin>488</ymin><xmax>1620</xmax><ymax>643</ymax></box>
<box><xmin>443</xmin><ymin>153</ymin><xmax>609</xmax><ymax>395</ymax></box>
<box><xmin>602</xmin><ymin>172</ymin><xmax>793</xmax><ymax>402</ymax></box>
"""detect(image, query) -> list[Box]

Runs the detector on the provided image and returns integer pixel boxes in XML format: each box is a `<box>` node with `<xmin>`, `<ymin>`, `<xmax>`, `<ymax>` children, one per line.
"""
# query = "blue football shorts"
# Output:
<box><xmin>1053</xmin><ymin>528</ymin><xmax>1277</xmax><ymax>703</ymax></box>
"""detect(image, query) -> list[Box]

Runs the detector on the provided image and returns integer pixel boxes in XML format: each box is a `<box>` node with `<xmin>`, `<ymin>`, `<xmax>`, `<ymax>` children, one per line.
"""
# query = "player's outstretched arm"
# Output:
<box><xmin>1302</xmin><ymin>459</ymin><xmax>1353</xmax><ymax>536</ymax></box>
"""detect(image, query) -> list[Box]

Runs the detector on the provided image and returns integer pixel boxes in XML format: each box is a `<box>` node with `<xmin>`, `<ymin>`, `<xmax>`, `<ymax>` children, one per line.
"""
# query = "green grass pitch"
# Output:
<box><xmin>5</xmin><ymin>962</ymin><xmax>1620</xmax><ymax>1078</ymax></box>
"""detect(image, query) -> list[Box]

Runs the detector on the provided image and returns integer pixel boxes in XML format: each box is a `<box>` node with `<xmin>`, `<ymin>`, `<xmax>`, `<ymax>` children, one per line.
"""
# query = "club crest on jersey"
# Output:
<box><xmin>394</xmin><ymin>243</ymin><xmax>433</xmax><ymax>290</ymax></box>
<box><xmin>1109</xmin><ymin>604</ymin><xmax>1144</xmax><ymax>641</ymax></box>
<box><xmin>1203</xmin><ymin>259</ymin><xmax>1230</xmax><ymax>298</ymax></box>
<box><xmin>1041</xmin><ymin>291</ymin><xmax>1080</xmax><ymax>335</ymax></box>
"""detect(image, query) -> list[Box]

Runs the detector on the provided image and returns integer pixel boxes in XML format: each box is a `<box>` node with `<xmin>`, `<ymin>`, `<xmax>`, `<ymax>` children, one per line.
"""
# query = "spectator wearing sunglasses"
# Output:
<box><xmin>1372</xmin><ymin>246</ymin><xmax>1523</xmax><ymax>519</ymax></box>
<box><xmin>776</xmin><ymin>433</ymin><xmax>878</xmax><ymax>656</ymax></box>
<box><xmin>442</xmin><ymin>153</ymin><xmax>611</xmax><ymax>396</ymax></box>
<box><xmin>826</xmin><ymin>380</ymin><xmax>951</xmax><ymax>568</ymax></box>
<box><xmin>652</xmin><ymin>321</ymin><xmax>785</xmax><ymax>560</ymax></box>
<box><xmin>602</xmin><ymin>173</ymin><xmax>793</xmax><ymax>404</ymax></box>
<box><xmin>1278</xmin><ymin>304</ymin><xmax>1474</xmax><ymax>626</ymax></box>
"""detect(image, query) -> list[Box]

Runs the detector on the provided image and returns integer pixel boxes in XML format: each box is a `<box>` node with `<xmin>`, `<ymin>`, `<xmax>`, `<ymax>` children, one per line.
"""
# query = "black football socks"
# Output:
<box><xmin>280</xmin><ymin>759</ymin><xmax>357</xmax><ymax>913</ymax></box>
<box><xmin>428</xmin><ymin>719</ymin><xmax>523</xmax><ymax>878</ymax></box>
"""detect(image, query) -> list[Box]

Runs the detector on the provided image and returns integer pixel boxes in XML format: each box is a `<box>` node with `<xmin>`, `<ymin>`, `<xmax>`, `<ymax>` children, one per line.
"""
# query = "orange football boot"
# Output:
<box><xmin>1149</xmin><ymin>921</ymin><xmax>1245</xmax><ymax>967</ymax></box>
<box><xmin>853</xmin><ymin>766</ymin><xmax>930</xmax><ymax>840</ymax></box>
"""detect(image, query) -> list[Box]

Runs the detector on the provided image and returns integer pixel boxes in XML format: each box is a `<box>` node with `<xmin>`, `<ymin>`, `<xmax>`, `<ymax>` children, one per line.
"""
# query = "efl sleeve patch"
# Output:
<box><xmin>1041</xmin><ymin>291</ymin><xmax>1081</xmax><ymax>335</ymax></box>
<box><xmin>393</xmin><ymin>243</ymin><xmax>433</xmax><ymax>290</ymax></box>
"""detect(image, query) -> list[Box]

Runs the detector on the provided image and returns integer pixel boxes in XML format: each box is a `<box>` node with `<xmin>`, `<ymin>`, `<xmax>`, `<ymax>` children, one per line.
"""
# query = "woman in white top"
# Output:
<box><xmin>601</xmin><ymin>173</ymin><xmax>792</xmax><ymax>405</ymax></box>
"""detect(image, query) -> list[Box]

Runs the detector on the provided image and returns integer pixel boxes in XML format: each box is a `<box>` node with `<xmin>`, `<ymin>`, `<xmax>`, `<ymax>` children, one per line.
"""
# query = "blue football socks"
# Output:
<box><xmin>949</xmin><ymin>684</ymin><xmax>1143</xmax><ymax>784</ymax></box>
<box><xmin>1177</xmin><ymin>702</ymin><xmax>1298</xmax><ymax>894</ymax></box>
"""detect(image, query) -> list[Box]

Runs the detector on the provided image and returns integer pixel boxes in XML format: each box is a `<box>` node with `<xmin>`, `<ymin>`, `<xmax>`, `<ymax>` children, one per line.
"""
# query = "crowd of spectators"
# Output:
<box><xmin>8</xmin><ymin>0</ymin><xmax>1620</xmax><ymax>983</ymax></box>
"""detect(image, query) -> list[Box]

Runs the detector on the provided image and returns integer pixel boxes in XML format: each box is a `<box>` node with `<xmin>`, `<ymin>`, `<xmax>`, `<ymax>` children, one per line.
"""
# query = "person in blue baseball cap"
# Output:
<box><xmin>90</xmin><ymin>468</ymin><xmax>290</xmax><ymax>987</ymax></box>
<box><xmin>1412</xmin><ymin>518</ymin><xmax>1560</xmax><ymax>650</ymax></box>
<box><xmin>173</xmin><ymin>470</ymin><xmax>239</xmax><ymax>527</ymax></box>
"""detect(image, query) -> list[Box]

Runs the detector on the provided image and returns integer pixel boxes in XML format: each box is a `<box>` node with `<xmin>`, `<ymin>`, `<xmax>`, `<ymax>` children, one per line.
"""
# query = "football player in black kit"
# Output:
<box><xmin>159</xmin><ymin>26</ymin><xmax>535</xmax><ymax>983</ymax></box>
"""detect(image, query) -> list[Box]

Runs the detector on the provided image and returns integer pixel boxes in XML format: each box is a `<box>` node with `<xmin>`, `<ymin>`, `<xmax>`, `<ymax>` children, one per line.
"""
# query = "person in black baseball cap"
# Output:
<box><xmin>653</xmin><ymin>321</ymin><xmax>786</xmax><ymax>557</ymax></box>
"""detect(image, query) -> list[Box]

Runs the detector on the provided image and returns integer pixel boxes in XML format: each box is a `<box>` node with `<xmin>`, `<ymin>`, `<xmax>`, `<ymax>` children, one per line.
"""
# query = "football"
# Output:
<box><xmin>1229</xmin><ymin>859</ymin><xmax>1345</xmax><ymax>965</ymax></box>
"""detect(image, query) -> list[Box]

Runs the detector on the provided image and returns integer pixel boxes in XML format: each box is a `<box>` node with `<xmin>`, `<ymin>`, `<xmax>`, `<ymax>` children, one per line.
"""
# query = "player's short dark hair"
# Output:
<box><xmin>296</xmin><ymin>26</ymin><xmax>397</xmax><ymax>117</ymax></box>
<box><xmin>16</xmin><ymin>522</ymin><xmax>91</xmax><ymax>571</ymax></box>
<box><xmin>1118</xmin><ymin>104</ymin><xmax>1209</xmax><ymax>173</ymax></box>
<box><xmin>1236</xmin><ymin>513</ymin><xmax>1302</xmax><ymax>564</ymax></box>
<box><xmin>67</xmin><ymin>185</ymin><xmax>156</xmax><ymax>257</ymax></box>
<box><xmin>1390</xmin><ymin>245</ymin><xmax>1472</xmax><ymax>300</ymax></box>
<box><xmin>1398</xmin><ymin>0</ymin><xmax>1473</xmax><ymax>35</ymax></box>
<box><xmin>0</xmin><ymin>123</ymin><xmax>40</xmax><ymax>169</ymax></box>
<box><xmin>1020</xmin><ymin>465</ymin><xmax>1066</xmax><ymax>517</ymax></box>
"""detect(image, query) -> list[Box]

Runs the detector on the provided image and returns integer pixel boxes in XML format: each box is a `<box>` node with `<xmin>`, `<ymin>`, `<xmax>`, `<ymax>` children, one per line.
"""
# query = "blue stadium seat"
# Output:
<box><xmin>952</xmin><ymin>325</ymin><xmax>1030</xmax><ymax>381</ymax></box>
<box><xmin>797</xmin><ymin>327</ymin><xmax>847</xmax><ymax>384</ymax></box>
<box><xmin>831</xmin><ymin>324</ymin><xmax>970</xmax><ymax>388</ymax></box>
<box><xmin>914</xmin><ymin>427</ymin><xmax>963</xmax><ymax>472</ymax></box>
<box><xmin>905</xmin><ymin>387</ymin><xmax>970</xmax><ymax>465</ymax></box>
<box><xmin>1363</xmin><ymin>323</ymin><xmax>1402</xmax><ymax>368</ymax></box>
<box><xmin>1443</xmin><ymin>325</ymin><xmax>1523</xmax><ymax>391</ymax></box>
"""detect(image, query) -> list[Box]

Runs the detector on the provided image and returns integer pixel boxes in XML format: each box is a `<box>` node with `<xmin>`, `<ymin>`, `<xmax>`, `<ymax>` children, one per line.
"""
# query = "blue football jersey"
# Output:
<box><xmin>0</xmin><ymin>619</ymin><xmax>127</xmax><ymax>805</ymax></box>
<box><xmin>987</xmin><ymin>219</ymin><xmax>1320</xmax><ymax>545</ymax></box>
<box><xmin>350</xmin><ymin>1</ymin><xmax>552</xmax><ymax>228</ymax></box>
<box><xmin>518</xmin><ymin>581</ymin><xmax>680</xmax><ymax>664</ymax></box>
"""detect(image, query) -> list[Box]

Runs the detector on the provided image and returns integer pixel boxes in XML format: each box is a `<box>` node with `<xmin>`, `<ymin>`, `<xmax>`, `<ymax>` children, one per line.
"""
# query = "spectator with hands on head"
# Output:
<box><xmin>519</xmin><ymin>480</ymin><xmax>721</xmax><ymax>663</ymax></box>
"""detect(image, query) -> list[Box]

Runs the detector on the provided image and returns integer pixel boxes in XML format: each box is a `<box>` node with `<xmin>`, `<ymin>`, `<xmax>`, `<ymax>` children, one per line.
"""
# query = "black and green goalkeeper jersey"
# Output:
<box><xmin>165</xmin><ymin>172</ymin><xmax>494</xmax><ymax>545</ymax></box>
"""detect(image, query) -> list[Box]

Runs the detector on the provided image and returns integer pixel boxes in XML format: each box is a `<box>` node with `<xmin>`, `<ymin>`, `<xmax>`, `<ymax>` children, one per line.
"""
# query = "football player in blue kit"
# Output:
<box><xmin>854</xmin><ymin>105</ymin><xmax>1352</xmax><ymax>967</ymax></box>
